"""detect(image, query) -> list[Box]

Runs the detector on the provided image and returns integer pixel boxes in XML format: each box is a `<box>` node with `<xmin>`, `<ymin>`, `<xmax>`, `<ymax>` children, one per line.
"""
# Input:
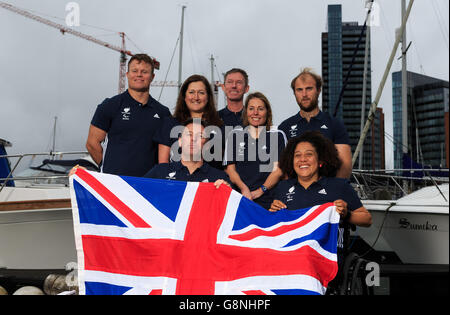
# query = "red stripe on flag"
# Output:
<box><xmin>229</xmin><ymin>203</ymin><xmax>334</xmax><ymax>241</ymax></box>
<box><xmin>243</xmin><ymin>290</ymin><xmax>266</xmax><ymax>295</ymax></box>
<box><xmin>76</xmin><ymin>168</ymin><xmax>151</xmax><ymax>228</ymax></box>
<box><xmin>216</xmin><ymin>244</ymin><xmax>338</xmax><ymax>288</ymax></box>
<box><xmin>82</xmin><ymin>236</ymin><xmax>338</xmax><ymax>290</ymax></box>
<box><xmin>82</xmin><ymin>235</ymin><xmax>181</xmax><ymax>277</ymax></box>
<box><xmin>149</xmin><ymin>290</ymin><xmax>162</xmax><ymax>295</ymax></box>
<box><xmin>174</xmin><ymin>183</ymin><xmax>233</xmax><ymax>295</ymax></box>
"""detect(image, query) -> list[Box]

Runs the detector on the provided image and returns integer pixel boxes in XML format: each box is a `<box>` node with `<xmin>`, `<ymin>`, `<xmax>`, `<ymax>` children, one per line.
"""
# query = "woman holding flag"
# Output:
<box><xmin>269</xmin><ymin>131</ymin><xmax>371</xmax><ymax>294</ymax></box>
<box><xmin>269</xmin><ymin>130</ymin><xmax>372</xmax><ymax>268</ymax></box>
<box><xmin>269</xmin><ymin>131</ymin><xmax>371</xmax><ymax>227</ymax></box>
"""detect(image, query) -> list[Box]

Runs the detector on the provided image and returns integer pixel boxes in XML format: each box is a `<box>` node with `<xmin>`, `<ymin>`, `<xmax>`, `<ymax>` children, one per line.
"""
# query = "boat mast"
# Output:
<box><xmin>210</xmin><ymin>54</ymin><xmax>215</xmax><ymax>90</ymax></box>
<box><xmin>358</xmin><ymin>1</ymin><xmax>373</xmax><ymax>170</ymax></box>
<box><xmin>352</xmin><ymin>0</ymin><xmax>415</xmax><ymax>167</ymax></box>
<box><xmin>210</xmin><ymin>54</ymin><xmax>219</xmax><ymax>106</ymax></box>
<box><xmin>178</xmin><ymin>5</ymin><xmax>187</xmax><ymax>93</ymax></box>
<box><xmin>401</xmin><ymin>0</ymin><xmax>409</xmax><ymax>163</ymax></box>
<box><xmin>51</xmin><ymin>116</ymin><xmax>57</xmax><ymax>159</ymax></box>
<box><xmin>401</xmin><ymin>0</ymin><xmax>411</xmax><ymax>192</ymax></box>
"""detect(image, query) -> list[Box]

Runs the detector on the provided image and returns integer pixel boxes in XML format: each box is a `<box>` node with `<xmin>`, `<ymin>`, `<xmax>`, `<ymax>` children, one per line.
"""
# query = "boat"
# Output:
<box><xmin>356</xmin><ymin>183</ymin><xmax>449</xmax><ymax>265</ymax></box>
<box><xmin>0</xmin><ymin>188</ymin><xmax>75</xmax><ymax>270</ymax></box>
<box><xmin>0</xmin><ymin>141</ymin><xmax>97</xmax><ymax>272</ymax></box>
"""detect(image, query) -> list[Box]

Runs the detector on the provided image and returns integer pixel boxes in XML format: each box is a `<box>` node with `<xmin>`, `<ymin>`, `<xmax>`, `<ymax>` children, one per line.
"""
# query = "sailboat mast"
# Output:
<box><xmin>359</xmin><ymin>5</ymin><xmax>372</xmax><ymax>170</ymax></box>
<box><xmin>352</xmin><ymin>0</ymin><xmax>415</xmax><ymax>167</ymax></box>
<box><xmin>210</xmin><ymin>54</ymin><xmax>215</xmax><ymax>87</ymax></box>
<box><xmin>178</xmin><ymin>5</ymin><xmax>187</xmax><ymax>93</ymax></box>
<box><xmin>401</xmin><ymin>0</ymin><xmax>409</xmax><ymax>158</ymax></box>
<box><xmin>52</xmin><ymin>116</ymin><xmax>57</xmax><ymax>159</ymax></box>
<box><xmin>210</xmin><ymin>54</ymin><xmax>218</xmax><ymax>106</ymax></box>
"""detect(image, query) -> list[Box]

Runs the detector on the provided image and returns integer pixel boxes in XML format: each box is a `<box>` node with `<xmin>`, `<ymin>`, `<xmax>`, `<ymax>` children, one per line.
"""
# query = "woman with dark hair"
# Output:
<box><xmin>270</xmin><ymin>131</ymin><xmax>372</xmax><ymax>228</ymax></box>
<box><xmin>223</xmin><ymin>92</ymin><xmax>287</xmax><ymax>209</ymax></box>
<box><xmin>155</xmin><ymin>75</ymin><xmax>223</xmax><ymax>165</ymax></box>
<box><xmin>173</xmin><ymin>75</ymin><xmax>223</xmax><ymax>126</ymax></box>
<box><xmin>270</xmin><ymin>131</ymin><xmax>371</xmax><ymax>292</ymax></box>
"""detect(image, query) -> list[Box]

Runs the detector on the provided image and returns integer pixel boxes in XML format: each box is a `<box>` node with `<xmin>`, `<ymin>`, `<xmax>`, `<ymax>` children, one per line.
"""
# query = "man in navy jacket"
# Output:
<box><xmin>86</xmin><ymin>54</ymin><xmax>170</xmax><ymax>177</ymax></box>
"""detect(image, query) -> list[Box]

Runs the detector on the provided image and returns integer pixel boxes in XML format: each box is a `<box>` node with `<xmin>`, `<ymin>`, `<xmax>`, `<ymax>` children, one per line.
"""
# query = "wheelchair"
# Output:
<box><xmin>326</xmin><ymin>223</ymin><xmax>375</xmax><ymax>295</ymax></box>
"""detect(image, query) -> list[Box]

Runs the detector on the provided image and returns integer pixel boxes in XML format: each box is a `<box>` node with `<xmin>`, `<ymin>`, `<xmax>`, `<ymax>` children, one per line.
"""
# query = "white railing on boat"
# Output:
<box><xmin>0</xmin><ymin>151</ymin><xmax>88</xmax><ymax>193</ymax></box>
<box><xmin>352</xmin><ymin>168</ymin><xmax>449</xmax><ymax>201</ymax></box>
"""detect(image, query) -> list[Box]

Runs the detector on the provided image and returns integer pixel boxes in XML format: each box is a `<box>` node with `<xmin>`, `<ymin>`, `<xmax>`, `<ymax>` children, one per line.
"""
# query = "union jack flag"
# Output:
<box><xmin>70</xmin><ymin>169</ymin><xmax>339</xmax><ymax>295</ymax></box>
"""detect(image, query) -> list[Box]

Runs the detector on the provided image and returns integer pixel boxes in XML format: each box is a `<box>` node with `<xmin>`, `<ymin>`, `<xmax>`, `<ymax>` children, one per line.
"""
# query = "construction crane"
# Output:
<box><xmin>0</xmin><ymin>1</ymin><xmax>160</xmax><ymax>93</ymax></box>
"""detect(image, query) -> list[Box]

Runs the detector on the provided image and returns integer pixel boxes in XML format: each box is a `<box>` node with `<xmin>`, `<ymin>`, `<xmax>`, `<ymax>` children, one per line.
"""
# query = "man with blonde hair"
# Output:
<box><xmin>279</xmin><ymin>68</ymin><xmax>352</xmax><ymax>179</ymax></box>
<box><xmin>86</xmin><ymin>54</ymin><xmax>171</xmax><ymax>177</ymax></box>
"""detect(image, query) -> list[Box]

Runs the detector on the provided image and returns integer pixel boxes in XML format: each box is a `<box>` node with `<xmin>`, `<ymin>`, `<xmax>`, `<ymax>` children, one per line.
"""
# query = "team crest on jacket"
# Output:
<box><xmin>121</xmin><ymin>107</ymin><xmax>131</xmax><ymax>120</ymax></box>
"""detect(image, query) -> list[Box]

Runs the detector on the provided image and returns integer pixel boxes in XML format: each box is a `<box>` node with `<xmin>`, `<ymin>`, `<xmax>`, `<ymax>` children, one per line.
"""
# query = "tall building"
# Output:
<box><xmin>392</xmin><ymin>71</ymin><xmax>449</xmax><ymax>169</ymax></box>
<box><xmin>322</xmin><ymin>4</ymin><xmax>385</xmax><ymax>170</ymax></box>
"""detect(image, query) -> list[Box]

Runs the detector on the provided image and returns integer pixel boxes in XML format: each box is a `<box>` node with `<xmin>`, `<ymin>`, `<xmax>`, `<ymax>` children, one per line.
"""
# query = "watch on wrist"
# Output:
<box><xmin>260</xmin><ymin>185</ymin><xmax>268</xmax><ymax>194</ymax></box>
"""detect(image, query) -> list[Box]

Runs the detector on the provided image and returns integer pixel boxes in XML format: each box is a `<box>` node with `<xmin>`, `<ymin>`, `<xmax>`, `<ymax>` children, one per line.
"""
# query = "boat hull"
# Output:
<box><xmin>0</xmin><ymin>186</ymin><xmax>76</xmax><ymax>270</ymax></box>
<box><xmin>0</xmin><ymin>207</ymin><xmax>76</xmax><ymax>270</ymax></box>
<box><xmin>359</xmin><ymin>199</ymin><xmax>449</xmax><ymax>265</ymax></box>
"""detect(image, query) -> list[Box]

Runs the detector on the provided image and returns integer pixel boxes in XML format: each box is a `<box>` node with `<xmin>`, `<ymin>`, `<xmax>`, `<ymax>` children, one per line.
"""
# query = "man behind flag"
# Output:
<box><xmin>70</xmin><ymin>167</ymin><xmax>340</xmax><ymax>295</ymax></box>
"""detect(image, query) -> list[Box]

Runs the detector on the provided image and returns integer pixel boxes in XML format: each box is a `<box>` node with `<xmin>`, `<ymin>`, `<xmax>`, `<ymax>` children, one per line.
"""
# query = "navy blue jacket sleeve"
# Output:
<box><xmin>331</xmin><ymin>118</ymin><xmax>350</xmax><ymax>145</ymax></box>
<box><xmin>153</xmin><ymin>117</ymin><xmax>180</xmax><ymax>147</ymax></box>
<box><xmin>91</xmin><ymin>98</ymin><xmax>115</xmax><ymax>132</ymax></box>
<box><xmin>340</xmin><ymin>180</ymin><xmax>363</xmax><ymax>211</ymax></box>
<box><xmin>143</xmin><ymin>164</ymin><xmax>167</xmax><ymax>179</ymax></box>
<box><xmin>223</xmin><ymin>130</ymin><xmax>237</xmax><ymax>166</ymax></box>
<box><xmin>277</xmin><ymin>131</ymin><xmax>287</xmax><ymax>158</ymax></box>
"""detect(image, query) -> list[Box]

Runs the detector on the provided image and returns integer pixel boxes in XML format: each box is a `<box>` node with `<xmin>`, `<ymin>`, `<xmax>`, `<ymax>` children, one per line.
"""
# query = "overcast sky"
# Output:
<box><xmin>1</xmin><ymin>0</ymin><xmax>449</xmax><ymax>171</ymax></box>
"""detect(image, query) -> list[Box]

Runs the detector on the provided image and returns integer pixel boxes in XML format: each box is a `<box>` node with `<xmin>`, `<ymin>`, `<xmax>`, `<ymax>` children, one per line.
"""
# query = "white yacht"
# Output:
<box><xmin>359</xmin><ymin>183</ymin><xmax>449</xmax><ymax>265</ymax></box>
<box><xmin>0</xmin><ymin>140</ymin><xmax>96</xmax><ymax>270</ymax></box>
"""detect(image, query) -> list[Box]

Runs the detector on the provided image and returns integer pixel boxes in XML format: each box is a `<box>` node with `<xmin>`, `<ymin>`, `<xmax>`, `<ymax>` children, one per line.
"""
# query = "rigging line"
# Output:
<box><xmin>214</xmin><ymin>63</ymin><xmax>223</xmax><ymax>84</ymax></box>
<box><xmin>332</xmin><ymin>0</ymin><xmax>375</xmax><ymax>117</ymax></box>
<box><xmin>406</xmin><ymin>24</ymin><xmax>426</xmax><ymax>75</ymax></box>
<box><xmin>440</xmin><ymin>0</ymin><xmax>449</xmax><ymax>11</ymax></box>
<box><xmin>430</xmin><ymin>0</ymin><xmax>450</xmax><ymax>49</ymax></box>
<box><xmin>432</xmin><ymin>0</ymin><xmax>450</xmax><ymax>38</ymax></box>
<box><xmin>384</xmin><ymin>131</ymin><xmax>409</xmax><ymax>152</ymax></box>
<box><xmin>384</xmin><ymin>131</ymin><xmax>396</xmax><ymax>143</ymax></box>
<box><xmin>184</xmin><ymin>14</ymin><xmax>198</xmax><ymax>74</ymax></box>
<box><xmin>20</xmin><ymin>5</ymin><xmax>121</xmax><ymax>34</ymax></box>
<box><xmin>187</xmin><ymin>30</ymin><xmax>197</xmax><ymax>74</ymax></box>
<box><xmin>376</xmin><ymin>4</ymin><xmax>402</xmax><ymax>79</ymax></box>
<box><xmin>157</xmin><ymin>34</ymin><xmax>180</xmax><ymax>102</ymax></box>
<box><xmin>125</xmin><ymin>34</ymin><xmax>144</xmax><ymax>53</ymax></box>
<box><xmin>378</xmin><ymin>3</ymin><xmax>395</xmax><ymax>49</ymax></box>
<box><xmin>411</xmin><ymin>95</ymin><xmax>426</xmax><ymax>166</ymax></box>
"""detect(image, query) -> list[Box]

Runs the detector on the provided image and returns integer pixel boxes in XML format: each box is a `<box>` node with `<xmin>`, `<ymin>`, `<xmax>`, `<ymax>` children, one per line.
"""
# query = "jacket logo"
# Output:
<box><xmin>166</xmin><ymin>172</ymin><xmax>176</xmax><ymax>180</ymax></box>
<box><xmin>289</xmin><ymin>125</ymin><xmax>298</xmax><ymax>137</ymax></box>
<box><xmin>286</xmin><ymin>186</ymin><xmax>296</xmax><ymax>202</ymax></box>
<box><xmin>122</xmin><ymin>107</ymin><xmax>131</xmax><ymax>120</ymax></box>
<box><xmin>238</xmin><ymin>142</ymin><xmax>246</xmax><ymax>156</ymax></box>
